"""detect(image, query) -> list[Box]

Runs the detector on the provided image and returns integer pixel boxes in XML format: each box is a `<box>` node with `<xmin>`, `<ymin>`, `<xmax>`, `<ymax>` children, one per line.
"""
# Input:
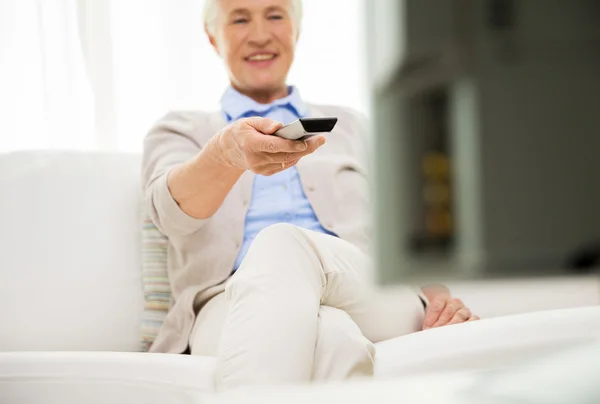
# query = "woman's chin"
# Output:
<box><xmin>247</xmin><ymin>80</ymin><xmax>287</xmax><ymax>94</ymax></box>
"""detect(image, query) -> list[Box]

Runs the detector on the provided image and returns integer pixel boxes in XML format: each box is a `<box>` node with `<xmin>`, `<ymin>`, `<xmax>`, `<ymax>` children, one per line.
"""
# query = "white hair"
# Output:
<box><xmin>203</xmin><ymin>0</ymin><xmax>303</xmax><ymax>35</ymax></box>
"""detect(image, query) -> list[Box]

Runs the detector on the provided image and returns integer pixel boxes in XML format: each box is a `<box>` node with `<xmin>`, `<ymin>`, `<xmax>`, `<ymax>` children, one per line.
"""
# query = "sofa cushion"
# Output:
<box><xmin>0</xmin><ymin>151</ymin><xmax>144</xmax><ymax>351</ymax></box>
<box><xmin>140</xmin><ymin>209</ymin><xmax>170</xmax><ymax>351</ymax></box>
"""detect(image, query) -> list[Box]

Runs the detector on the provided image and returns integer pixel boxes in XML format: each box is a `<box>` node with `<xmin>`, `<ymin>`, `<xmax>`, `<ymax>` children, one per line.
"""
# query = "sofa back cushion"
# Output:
<box><xmin>0</xmin><ymin>151</ymin><xmax>144</xmax><ymax>351</ymax></box>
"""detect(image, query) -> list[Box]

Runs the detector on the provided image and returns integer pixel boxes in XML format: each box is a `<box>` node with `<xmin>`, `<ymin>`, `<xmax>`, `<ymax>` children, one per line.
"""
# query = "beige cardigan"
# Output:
<box><xmin>143</xmin><ymin>104</ymin><xmax>372</xmax><ymax>354</ymax></box>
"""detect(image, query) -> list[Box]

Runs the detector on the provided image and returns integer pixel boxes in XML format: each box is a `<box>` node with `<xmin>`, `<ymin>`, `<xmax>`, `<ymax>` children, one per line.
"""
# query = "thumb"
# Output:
<box><xmin>248</xmin><ymin>117</ymin><xmax>283</xmax><ymax>134</ymax></box>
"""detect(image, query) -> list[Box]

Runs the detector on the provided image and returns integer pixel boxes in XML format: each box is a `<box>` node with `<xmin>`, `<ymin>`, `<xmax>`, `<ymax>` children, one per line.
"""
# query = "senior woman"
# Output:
<box><xmin>143</xmin><ymin>0</ymin><xmax>476</xmax><ymax>390</ymax></box>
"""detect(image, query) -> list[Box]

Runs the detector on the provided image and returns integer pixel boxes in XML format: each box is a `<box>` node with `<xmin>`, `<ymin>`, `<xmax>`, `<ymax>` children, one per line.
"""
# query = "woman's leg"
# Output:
<box><xmin>214</xmin><ymin>223</ymin><xmax>424</xmax><ymax>389</ymax></box>
<box><xmin>189</xmin><ymin>292</ymin><xmax>228</xmax><ymax>357</ymax></box>
<box><xmin>311</xmin><ymin>305</ymin><xmax>375</xmax><ymax>382</ymax></box>
<box><xmin>190</xmin><ymin>293</ymin><xmax>375</xmax><ymax>383</ymax></box>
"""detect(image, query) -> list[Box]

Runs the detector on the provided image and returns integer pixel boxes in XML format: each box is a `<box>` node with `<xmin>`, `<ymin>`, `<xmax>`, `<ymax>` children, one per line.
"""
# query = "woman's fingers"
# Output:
<box><xmin>250</xmin><ymin>129</ymin><xmax>325</xmax><ymax>155</ymax></box>
<box><xmin>422</xmin><ymin>297</ymin><xmax>447</xmax><ymax>330</ymax></box>
<box><xmin>427</xmin><ymin>298</ymin><xmax>468</xmax><ymax>328</ymax></box>
<box><xmin>260</xmin><ymin>137</ymin><xmax>326</xmax><ymax>163</ymax></box>
<box><xmin>431</xmin><ymin>299</ymin><xmax>461</xmax><ymax>328</ymax></box>
<box><xmin>446</xmin><ymin>307</ymin><xmax>473</xmax><ymax>326</ymax></box>
<box><xmin>245</xmin><ymin>116</ymin><xmax>284</xmax><ymax>135</ymax></box>
<box><xmin>249</xmin><ymin>135</ymin><xmax>326</xmax><ymax>169</ymax></box>
<box><xmin>252</xmin><ymin>158</ymin><xmax>302</xmax><ymax>176</ymax></box>
<box><xmin>254</xmin><ymin>135</ymin><xmax>308</xmax><ymax>154</ymax></box>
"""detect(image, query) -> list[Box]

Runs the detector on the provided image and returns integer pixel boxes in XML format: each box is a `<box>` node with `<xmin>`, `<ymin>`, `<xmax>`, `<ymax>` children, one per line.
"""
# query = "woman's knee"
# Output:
<box><xmin>252</xmin><ymin>223</ymin><xmax>303</xmax><ymax>249</ymax></box>
<box><xmin>228</xmin><ymin>223</ymin><xmax>323</xmax><ymax>296</ymax></box>
<box><xmin>240</xmin><ymin>223</ymin><xmax>309</xmax><ymax>270</ymax></box>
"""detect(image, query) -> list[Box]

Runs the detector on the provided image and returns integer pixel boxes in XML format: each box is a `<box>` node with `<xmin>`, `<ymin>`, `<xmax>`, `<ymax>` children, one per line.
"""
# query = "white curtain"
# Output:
<box><xmin>0</xmin><ymin>0</ymin><xmax>95</xmax><ymax>151</ymax></box>
<box><xmin>0</xmin><ymin>0</ymin><xmax>368</xmax><ymax>153</ymax></box>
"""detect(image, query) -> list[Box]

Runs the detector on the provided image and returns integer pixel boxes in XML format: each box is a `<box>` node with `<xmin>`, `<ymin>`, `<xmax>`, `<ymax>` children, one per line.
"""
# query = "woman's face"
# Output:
<box><xmin>208</xmin><ymin>0</ymin><xmax>298</xmax><ymax>100</ymax></box>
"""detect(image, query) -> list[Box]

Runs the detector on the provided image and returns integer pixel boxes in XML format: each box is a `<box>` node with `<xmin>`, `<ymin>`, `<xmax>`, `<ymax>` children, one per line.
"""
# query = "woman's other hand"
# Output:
<box><xmin>421</xmin><ymin>285</ymin><xmax>479</xmax><ymax>330</ymax></box>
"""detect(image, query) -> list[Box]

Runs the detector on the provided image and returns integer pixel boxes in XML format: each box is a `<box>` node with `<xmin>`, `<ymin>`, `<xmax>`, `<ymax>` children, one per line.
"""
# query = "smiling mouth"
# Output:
<box><xmin>245</xmin><ymin>53</ymin><xmax>278</xmax><ymax>62</ymax></box>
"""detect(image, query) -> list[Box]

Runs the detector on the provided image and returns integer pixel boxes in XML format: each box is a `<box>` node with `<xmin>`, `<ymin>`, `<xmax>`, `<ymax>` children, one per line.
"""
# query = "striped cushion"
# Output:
<box><xmin>140</xmin><ymin>206</ymin><xmax>171</xmax><ymax>352</ymax></box>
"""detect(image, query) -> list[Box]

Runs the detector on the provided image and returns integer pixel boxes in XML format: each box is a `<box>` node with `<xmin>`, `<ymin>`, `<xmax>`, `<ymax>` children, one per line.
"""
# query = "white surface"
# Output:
<box><xmin>0</xmin><ymin>151</ymin><xmax>144</xmax><ymax>351</ymax></box>
<box><xmin>375</xmin><ymin>306</ymin><xmax>600</xmax><ymax>378</ymax></box>
<box><xmin>465</xmin><ymin>341</ymin><xmax>600</xmax><ymax>403</ymax></box>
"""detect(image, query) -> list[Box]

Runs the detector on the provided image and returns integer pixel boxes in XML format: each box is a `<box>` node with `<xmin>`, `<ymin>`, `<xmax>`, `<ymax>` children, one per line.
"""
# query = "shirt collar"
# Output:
<box><xmin>220</xmin><ymin>85</ymin><xmax>308</xmax><ymax>122</ymax></box>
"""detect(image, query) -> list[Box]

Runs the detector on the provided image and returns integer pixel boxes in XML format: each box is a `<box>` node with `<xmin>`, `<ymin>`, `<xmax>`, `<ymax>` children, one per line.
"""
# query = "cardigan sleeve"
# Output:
<box><xmin>142</xmin><ymin>111</ymin><xmax>211</xmax><ymax>237</ymax></box>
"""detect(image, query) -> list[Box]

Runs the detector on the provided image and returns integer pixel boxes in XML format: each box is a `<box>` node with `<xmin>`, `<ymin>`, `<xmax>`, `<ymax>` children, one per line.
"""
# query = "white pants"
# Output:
<box><xmin>189</xmin><ymin>224</ymin><xmax>426</xmax><ymax>390</ymax></box>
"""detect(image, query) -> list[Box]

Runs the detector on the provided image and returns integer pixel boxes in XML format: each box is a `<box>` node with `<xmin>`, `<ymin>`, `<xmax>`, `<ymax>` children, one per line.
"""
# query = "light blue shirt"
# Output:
<box><xmin>220</xmin><ymin>86</ymin><xmax>336</xmax><ymax>270</ymax></box>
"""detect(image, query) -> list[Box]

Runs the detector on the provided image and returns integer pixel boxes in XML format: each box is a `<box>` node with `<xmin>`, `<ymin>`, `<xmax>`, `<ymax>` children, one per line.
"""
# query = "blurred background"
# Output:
<box><xmin>367</xmin><ymin>0</ymin><xmax>600</xmax><ymax>283</ymax></box>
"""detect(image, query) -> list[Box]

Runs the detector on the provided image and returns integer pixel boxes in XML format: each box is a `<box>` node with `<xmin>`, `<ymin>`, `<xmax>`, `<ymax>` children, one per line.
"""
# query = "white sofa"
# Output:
<box><xmin>0</xmin><ymin>151</ymin><xmax>599</xmax><ymax>403</ymax></box>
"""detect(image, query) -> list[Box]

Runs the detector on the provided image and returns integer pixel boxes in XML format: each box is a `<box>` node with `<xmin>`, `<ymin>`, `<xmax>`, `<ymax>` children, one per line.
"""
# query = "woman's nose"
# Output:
<box><xmin>248</xmin><ymin>19</ymin><xmax>271</xmax><ymax>46</ymax></box>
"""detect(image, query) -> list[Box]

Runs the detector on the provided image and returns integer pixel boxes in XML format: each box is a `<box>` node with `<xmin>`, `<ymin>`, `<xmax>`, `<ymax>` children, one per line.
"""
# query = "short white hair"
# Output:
<box><xmin>203</xmin><ymin>0</ymin><xmax>303</xmax><ymax>35</ymax></box>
